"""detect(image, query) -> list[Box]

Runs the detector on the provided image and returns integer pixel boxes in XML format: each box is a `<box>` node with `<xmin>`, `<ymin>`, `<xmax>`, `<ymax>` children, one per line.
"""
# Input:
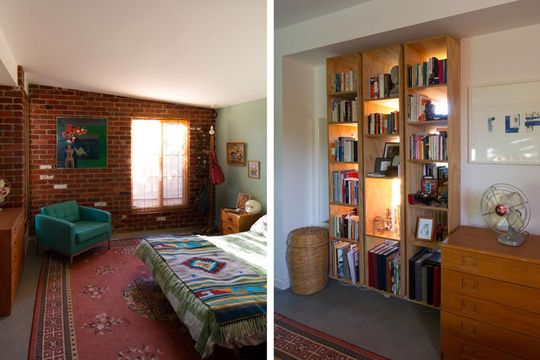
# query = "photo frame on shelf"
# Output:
<box><xmin>469</xmin><ymin>79</ymin><xmax>540</xmax><ymax>164</ymax></box>
<box><xmin>226</xmin><ymin>142</ymin><xmax>246</xmax><ymax>166</ymax></box>
<box><xmin>383</xmin><ymin>142</ymin><xmax>400</xmax><ymax>159</ymax></box>
<box><xmin>421</xmin><ymin>178</ymin><xmax>439</xmax><ymax>195</ymax></box>
<box><xmin>374</xmin><ymin>157</ymin><xmax>392</xmax><ymax>174</ymax></box>
<box><xmin>236</xmin><ymin>193</ymin><xmax>251</xmax><ymax>210</ymax></box>
<box><xmin>416</xmin><ymin>217</ymin><xmax>435</xmax><ymax>241</ymax></box>
<box><xmin>248</xmin><ymin>160</ymin><xmax>260</xmax><ymax>179</ymax></box>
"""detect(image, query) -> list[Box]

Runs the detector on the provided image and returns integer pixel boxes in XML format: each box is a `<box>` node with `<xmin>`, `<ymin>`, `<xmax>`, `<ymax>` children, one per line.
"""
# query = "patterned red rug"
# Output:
<box><xmin>274</xmin><ymin>314</ymin><xmax>388</xmax><ymax>360</ymax></box>
<box><xmin>29</xmin><ymin>239</ymin><xmax>264</xmax><ymax>360</ymax></box>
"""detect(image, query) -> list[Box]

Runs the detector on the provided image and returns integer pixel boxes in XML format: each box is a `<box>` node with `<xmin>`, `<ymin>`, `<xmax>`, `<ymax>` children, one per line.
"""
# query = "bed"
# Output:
<box><xmin>134</xmin><ymin>215</ymin><xmax>267</xmax><ymax>358</ymax></box>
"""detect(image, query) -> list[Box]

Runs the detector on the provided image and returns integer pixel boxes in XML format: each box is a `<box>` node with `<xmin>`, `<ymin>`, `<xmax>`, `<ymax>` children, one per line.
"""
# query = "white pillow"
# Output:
<box><xmin>250</xmin><ymin>214</ymin><xmax>268</xmax><ymax>237</ymax></box>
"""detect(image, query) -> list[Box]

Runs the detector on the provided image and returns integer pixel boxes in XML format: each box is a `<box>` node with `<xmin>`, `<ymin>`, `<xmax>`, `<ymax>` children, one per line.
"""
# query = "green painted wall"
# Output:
<box><xmin>216</xmin><ymin>98</ymin><xmax>266</xmax><ymax>217</ymax></box>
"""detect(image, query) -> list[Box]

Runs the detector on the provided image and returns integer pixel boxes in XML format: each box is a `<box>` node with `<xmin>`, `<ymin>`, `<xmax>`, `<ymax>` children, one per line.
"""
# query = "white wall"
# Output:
<box><xmin>460</xmin><ymin>23</ymin><xmax>540</xmax><ymax>234</ymax></box>
<box><xmin>274</xmin><ymin>57</ymin><xmax>315</xmax><ymax>289</ymax></box>
<box><xmin>0</xmin><ymin>26</ymin><xmax>17</xmax><ymax>85</ymax></box>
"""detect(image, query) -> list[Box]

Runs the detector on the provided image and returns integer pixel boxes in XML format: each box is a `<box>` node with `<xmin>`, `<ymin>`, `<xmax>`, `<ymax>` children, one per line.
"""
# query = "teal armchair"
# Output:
<box><xmin>36</xmin><ymin>200</ymin><xmax>112</xmax><ymax>262</ymax></box>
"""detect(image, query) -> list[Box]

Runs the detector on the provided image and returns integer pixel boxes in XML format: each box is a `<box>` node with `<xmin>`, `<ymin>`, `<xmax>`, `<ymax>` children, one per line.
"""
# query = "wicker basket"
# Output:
<box><xmin>287</xmin><ymin>227</ymin><xmax>328</xmax><ymax>295</ymax></box>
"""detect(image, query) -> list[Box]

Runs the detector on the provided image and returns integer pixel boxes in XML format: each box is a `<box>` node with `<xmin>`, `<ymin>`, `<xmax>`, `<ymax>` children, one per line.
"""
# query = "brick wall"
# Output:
<box><xmin>0</xmin><ymin>69</ymin><xmax>26</xmax><ymax>209</ymax></box>
<box><xmin>29</xmin><ymin>84</ymin><xmax>215</xmax><ymax>232</ymax></box>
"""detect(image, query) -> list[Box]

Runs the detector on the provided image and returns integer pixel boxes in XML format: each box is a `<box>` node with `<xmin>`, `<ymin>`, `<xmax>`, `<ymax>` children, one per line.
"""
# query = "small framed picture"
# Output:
<box><xmin>383</xmin><ymin>142</ymin><xmax>400</xmax><ymax>159</ymax></box>
<box><xmin>248</xmin><ymin>160</ymin><xmax>260</xmax><ymax>179</ymax></box>
<box><xmin>374</xmin><ymin>157</ymin><xmax>393</xmax><ymax>174</ymax></box>
<box><xmin>416</xmin><ymin>217</ymin><xmax>435</xmax><ymax>241</ymax></box>
<box><xmin>226</xmin><ymin>142</ymin><xmax>246</xmax><ymax>166</ymax></box>
<box><xmin>236</xmin><ymin>193</ymin><xmax>251</xmax><ymax>210</ymax></box>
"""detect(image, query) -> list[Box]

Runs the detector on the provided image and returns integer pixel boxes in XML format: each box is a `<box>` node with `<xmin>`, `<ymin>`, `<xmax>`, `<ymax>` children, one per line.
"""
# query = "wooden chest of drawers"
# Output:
<box><xmin>440</xmin><ymin>226</ymin><xmax>540</xmax><ymax>359</ymax></box>
<box><xmin>220</xmin><ymin>209</ymin><xmax>262</xmax><ymax>235</ymax></box>
<box><xmin>0</xmin><ymin>208</ymin><xmax>25</xmax><ymax>316</ymax></box>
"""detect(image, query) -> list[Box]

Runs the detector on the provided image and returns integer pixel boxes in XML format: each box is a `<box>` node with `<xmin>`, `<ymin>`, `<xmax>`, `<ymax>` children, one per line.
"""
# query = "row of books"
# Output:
<box><xmin>332</xmin><ymin>169</ymin><xmax>358</xmax><ymax>204</ymax></box>
<box><xmin>330</xmin><ymin>98</ymin><xmax>358</xmax><ymax>123</ymax></box>
<box><xmin>369</xmin><ymin>73</ymin><xmax>393</xmax><ymax>99</ymax></box>
<box><xmin>407</xmin><ymin>58</ymin><xmax>447</xmax><ymax>88</ymax></box>
<box><xmin>408</xmin><ymin>249</ymin><xmax>441</xmax><ymax>307</ymax></box>
<box><xmin>332</xmin><ymin>71</ymin><xmax>357</xmax><ymax>93</ymax></box>
<box><xmin>409</xmin><ymin>132</ymin><xmax>448</xmax><ymax>161</ymax></box>
<box><xmin>367</xmin><ymin>241</ymin><xmax>401</xmax><ymax>295</ymax></box>
<box><xmin>367</xmin><ymin>111</ymin><xmax>400</xmax><ymax>135</ymax></box>
<box><xmin>332</xmin><ymin>211</ymin><xmax>360</xmax><ymax>241</ymax></box>
<box><xmin>407</xmin><ymin>93</ymin><xmax>430</xmax><ymax>122</ymax></box>
<box><xmin>330</xmin><ymin>241</ymin><xmax>360</xmax><ymax>284</ymax></box>
<box><xmin>331</xmin><ymin>137</ymin><xmax>358</xmax><ymax>162</ymax></box>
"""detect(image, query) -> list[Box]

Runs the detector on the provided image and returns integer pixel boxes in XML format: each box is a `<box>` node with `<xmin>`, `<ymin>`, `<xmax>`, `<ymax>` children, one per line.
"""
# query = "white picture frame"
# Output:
<box><xmin>469</xmin><ymin>79</ymin><xmax>540</xmax><ymax>164</ymax></box>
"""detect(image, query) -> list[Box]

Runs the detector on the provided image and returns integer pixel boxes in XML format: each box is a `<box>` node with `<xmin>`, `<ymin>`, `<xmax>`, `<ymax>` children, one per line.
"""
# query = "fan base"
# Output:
<box><xmin>497</xmin><ymin>229</ymin><xmax>525</xmax><ymax>247</ymax></box>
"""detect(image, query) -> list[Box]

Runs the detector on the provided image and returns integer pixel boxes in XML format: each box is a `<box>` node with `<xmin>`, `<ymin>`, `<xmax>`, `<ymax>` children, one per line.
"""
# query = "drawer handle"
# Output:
<box><xmin>461</xmin><ymin>299</ymin><xmax>478</xmax><ymax>315</ymax></box>
<box><xmin>461</xmin><ymin>256</ymin><xmax>478</xmax><ymax>272</ymax></box>
<box><xmin>461</xmin><ymin>278</ymin><xmax>477</xmax><ymax>293</ymax></box>
<box><xmin>460</xmin><ymin>321</ymin><xmax>478</xmax><ymax>338</ymax></box>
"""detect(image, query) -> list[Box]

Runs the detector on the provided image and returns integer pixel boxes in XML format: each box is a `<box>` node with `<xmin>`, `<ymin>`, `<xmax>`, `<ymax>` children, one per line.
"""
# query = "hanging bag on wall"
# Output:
<box><xmin>210</xmin><ymin>150</ymin><xmax>225</xmax><ymax>185</ymax></box>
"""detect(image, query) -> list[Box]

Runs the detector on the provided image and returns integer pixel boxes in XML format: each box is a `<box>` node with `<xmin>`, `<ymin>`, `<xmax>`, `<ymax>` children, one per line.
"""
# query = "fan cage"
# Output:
<box><xmin>480</xmin><ymin>183</ymin><xmax>530</xmax><ymax>233</ymax></box>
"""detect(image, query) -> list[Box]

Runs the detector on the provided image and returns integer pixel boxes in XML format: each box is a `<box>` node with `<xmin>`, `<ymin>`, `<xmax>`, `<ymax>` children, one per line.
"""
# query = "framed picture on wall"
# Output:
<box><xmin>226</xmin><ymin>142</ymin><xmax>246</xmax><ymax>166</ymax></box>
<box><xmin>248</xmin><ymin>160</ymin><xmax>260</xmax><ymax>179</ymax></box>
<box><xmin>57</xmin><ymin>117</ymin><xmax>108</xmax><ymax>168</ymax></box>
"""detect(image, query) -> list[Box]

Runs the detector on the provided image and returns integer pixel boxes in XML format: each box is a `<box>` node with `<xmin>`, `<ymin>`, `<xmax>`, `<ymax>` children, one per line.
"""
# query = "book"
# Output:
<box><xmin>414</xmin><ymin>252</ymin><xmax>432</xmax><ymax>301</ymax></box>
<box><xmin>408</xmin><ymin>58</ymin><xmax>447</xmax><ymax>87</ymax></box>
<box><xmin>433</xmin><ymin>266</ymin><xmax>441</xmax><ymax>307</ymax></box>
<box><xmin>408</xmin><ymin>248</ymin><xmax>429</xmax><ymax>299</ymax></box>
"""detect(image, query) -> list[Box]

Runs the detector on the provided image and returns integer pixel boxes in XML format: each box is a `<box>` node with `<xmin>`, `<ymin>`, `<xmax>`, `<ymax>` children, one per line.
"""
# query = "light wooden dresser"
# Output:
<box><xmin>0</xmin><ymin>207</ymin><xmax>25</xmax><ymax>316</ymax></box>
<box><xmin>440</xmin><ymin>226</ymin><xmax>540</xmax><ymax>359</ymax></box>
<box><xmin>220</xmin><ymin>209</ymin><xmax>262</xmax><ymax>235</ymax></box>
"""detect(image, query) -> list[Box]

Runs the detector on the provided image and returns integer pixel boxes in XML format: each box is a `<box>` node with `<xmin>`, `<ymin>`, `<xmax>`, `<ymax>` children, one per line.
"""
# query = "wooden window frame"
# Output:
<box><xmin>131</xmin><ymin>119</ymin><xmax>190</xmax><ymax>213</ymax></box>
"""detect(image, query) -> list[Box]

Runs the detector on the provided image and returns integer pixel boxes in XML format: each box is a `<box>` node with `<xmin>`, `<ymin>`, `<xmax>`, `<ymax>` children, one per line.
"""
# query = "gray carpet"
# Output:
<box><xmin>275</xmin><ymin>280</ymin><xmax>440</xmax><ymax>360</ymax></box>
<box><xmin>0</xmin><ymin>240</ymin><xmax>41</xmax><ymax>360</ymax></box>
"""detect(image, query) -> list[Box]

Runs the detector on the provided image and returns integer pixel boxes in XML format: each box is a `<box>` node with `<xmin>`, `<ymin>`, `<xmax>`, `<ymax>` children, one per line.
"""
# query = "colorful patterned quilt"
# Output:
<box><xmin>135</xmin><ymin>231</ymin><xmax>267</xmax><ymax>357</ymax></box>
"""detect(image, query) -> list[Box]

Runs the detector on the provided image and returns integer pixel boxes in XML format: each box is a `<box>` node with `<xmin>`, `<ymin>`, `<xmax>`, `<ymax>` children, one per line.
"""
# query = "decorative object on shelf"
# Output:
<box><xmin>57</xmin><ymin>117</ymin><xmax>107</xmax><ymax>168</ymax></box>
<box><xmin>248</xmin><ymin>160</ymin><xmax>260</xmax><ymax>179</ymax></box>
<box><xmin>469</xmin><ymin>79</ymin><xmax>540</xmax><ymax>164</ymax></box>
<box><xmin>480</xmin><ymin>183</ymin><xmax>530</xmax><ymax>246</ymax></box>
<box><xmin>389</xmin><ymin>65</ymin><xmax>400</xmax><ymax>97</ymax></box>
<box><xmin>0</xmin><ymin>178</ymin><xmax>11</xmax><ymax>210</ymax></box>
<box><xmin>416</xmin><ymin>217</ymin><xmax>434</xmax><ymax>241</ymax></box>
<box><xmin>235</xmin><ymin>192</ymin><xmax>251</xmax><ymax>210</ymax></box>
<box><xmin>244</xmin><ymin>199</ymin><xmax>262</xmax><ymax>215</ymax></box>
<box><xmin>226</xmin><ymin>142</ymin><xmax>246</xmax><ymax>166</ymax></box>
<box><xmin>373</xmin><ymin>216</ymin><xmax>385</xmax><ymax>233</ymax></box>
<box><xmin>383</xmin><ymin>208</ymin><xmax>393</xmax><ymax>231</ymax></box>
<box><xmin>421</xmin><ymin>178</ymin><xmax>439</xmax><ymax>195</ymax></box>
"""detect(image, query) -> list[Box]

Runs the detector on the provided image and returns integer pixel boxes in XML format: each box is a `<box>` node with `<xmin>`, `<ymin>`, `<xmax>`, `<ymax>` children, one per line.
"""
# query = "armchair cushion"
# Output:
<box><xmin>74</xmin><ymin>221</ymin><xmax>110</xmax><ymax>243</ymax></box>
<box><xmin>41</xmin><ymin>200</ymin><xmax>81</xmax><ymax>222</ymax></box>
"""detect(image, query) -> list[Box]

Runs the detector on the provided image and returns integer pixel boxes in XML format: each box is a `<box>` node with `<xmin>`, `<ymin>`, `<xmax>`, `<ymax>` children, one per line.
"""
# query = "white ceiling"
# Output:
<box><xmin>274</xmin><ymin>0</ymin><xmax>372</xmax><ymax>29</ymax></box>
<box><xmin>285</xmin><ymin>0</ymin><xmax>540</xmax><ymax>66</ymax></box>
<box><xmin>0</xmin><ymin>0</ymin><xmax>266</xmax><ymax>108</ymax></box>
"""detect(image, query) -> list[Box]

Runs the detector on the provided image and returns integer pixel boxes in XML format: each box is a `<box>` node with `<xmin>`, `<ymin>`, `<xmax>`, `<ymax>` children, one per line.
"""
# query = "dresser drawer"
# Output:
<box><xmin>221</xmin><ymin>211</ymin><xmax>240</xmax><ymax>228</ymax></box>
<box><xmin>443</xmin><ymin>248</ymin><xmax>540</xmax><ymax>288</ymax></box>
<box><xmin>442</xmin><ymin>289</ymin><xmax>540</xmax><ymax>338</ymax></box>
<box><xmin>442</xmin><ymin>269</ymin><xmax>540</xmax><ymax>314</ymax></box>
<box><xmin>221</xmin><ymin>223</ymin><xmax>237</xmax><ymax>235</ymax></box>
<box><xmin>441</xmin><ymin>311</ymin><xmax>540</xmax><ymax>358</ymax></box>
<box><xmin>441</xmin><ymin>332</ymin><xmax>521</xmax><ymax>360</ymax></box>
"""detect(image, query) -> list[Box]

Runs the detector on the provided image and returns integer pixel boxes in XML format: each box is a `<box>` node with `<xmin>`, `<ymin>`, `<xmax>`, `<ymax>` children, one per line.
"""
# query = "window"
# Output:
<box><xmin>131</xmin><ymin>119</ymin><xmax>188</xmax><ymax>210</ymax></box>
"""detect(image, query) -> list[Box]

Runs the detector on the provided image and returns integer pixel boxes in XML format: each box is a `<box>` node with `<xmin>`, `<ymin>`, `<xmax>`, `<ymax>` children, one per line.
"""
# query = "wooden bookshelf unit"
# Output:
<box><xmin>325</xmin><ymin>35</ymin><xmax>460</xmax><ymax>306</ymax></box>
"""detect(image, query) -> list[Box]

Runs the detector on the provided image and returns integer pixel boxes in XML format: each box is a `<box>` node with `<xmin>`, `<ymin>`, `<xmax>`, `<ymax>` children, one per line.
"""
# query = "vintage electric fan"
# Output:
<box><xmin>0</xmin><ymin>178</ymin><xmax>11</xmax><ymax>211</ymax></box>
<box><xmin>480</xmin><ymin>183</ymin><xmax>530</xmax><ymax>246</ymax></box>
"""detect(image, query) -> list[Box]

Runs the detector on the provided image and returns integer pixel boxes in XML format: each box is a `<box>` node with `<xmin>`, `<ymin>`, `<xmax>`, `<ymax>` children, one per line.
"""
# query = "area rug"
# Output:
<box><xmin>274</xmin><ymin>314</ymin><xmax>388</xmax><ymax>360</ymax></box>
<box><xmin>29</xmin><ymin>239</ymin><xmax>263</xmax><ymax>360</ymax></box>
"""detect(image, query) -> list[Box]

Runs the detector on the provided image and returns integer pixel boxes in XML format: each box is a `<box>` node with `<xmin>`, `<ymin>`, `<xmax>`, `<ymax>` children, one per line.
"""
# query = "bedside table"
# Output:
<box><xmin>220</xmin><ymin>209</ymin><xmax>262</xmax><ymax>235</ymax></box>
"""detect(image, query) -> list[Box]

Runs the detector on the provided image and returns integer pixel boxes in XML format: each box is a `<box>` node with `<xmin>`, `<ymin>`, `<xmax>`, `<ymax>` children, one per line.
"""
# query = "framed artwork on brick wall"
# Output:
<box><xmin>57</xmin><ymin>117</ymin><xmax>108</xmax><ymax>168</ymax></box>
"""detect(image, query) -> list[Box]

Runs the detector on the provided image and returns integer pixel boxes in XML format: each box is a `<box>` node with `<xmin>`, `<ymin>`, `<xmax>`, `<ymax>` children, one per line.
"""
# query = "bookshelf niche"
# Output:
<box><xmin>327</xmin><ymin>54</ymin><xmax>363</xmax><ymax>284</ymax></box>
<box><xmin>325</xmin><ymin>36</ymin><xmax>460</xmax><ymax>307</ymax></box>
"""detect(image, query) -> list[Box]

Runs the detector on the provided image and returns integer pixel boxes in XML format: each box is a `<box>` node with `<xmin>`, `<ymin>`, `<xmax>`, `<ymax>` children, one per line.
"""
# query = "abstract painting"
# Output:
<box><xmin>57</xmin><ymin>117</ymin><xmax>108</xmax><ymax>168</ymax></box>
